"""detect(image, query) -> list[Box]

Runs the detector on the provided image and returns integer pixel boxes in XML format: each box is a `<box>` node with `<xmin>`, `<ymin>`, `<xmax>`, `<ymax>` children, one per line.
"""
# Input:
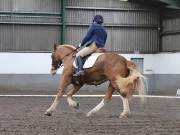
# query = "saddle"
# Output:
<box><xmin>72</xmin><ymin>48</ymin><xmax>106</xmax><ymax>85</ymax></box>
<box><xmin>73</xmin><ymin>53</ymin><xmax>103</xmax><ymax>69</ymax></box>
<box><xmin>73</xmin><ymin>48</ymin><xmax>106</xmax><ymax>69</ymax></box>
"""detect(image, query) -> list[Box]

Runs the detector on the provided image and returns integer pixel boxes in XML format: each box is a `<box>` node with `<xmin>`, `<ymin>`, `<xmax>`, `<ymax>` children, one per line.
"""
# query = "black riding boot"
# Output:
<box><xmin>74</xmin><ymin>56</ymin><xmax>85</xmax><ymax>76</ymax></box>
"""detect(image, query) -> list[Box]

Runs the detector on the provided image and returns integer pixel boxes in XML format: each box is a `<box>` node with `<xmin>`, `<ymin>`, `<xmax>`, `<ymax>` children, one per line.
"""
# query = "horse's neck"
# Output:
<box><xmin>62</xmin><ymin>56</ymin><xmax>75</xmax><ymax>68</ymax></box>
<box><xmin>59</xmin><ymin>45</ymin><xmax>76</xmax><ymax>50</ymax></box>
<box><xmin>60</xmin><ymin>47</ymin><xmax>75</xmax><ymax>66</ymax></box>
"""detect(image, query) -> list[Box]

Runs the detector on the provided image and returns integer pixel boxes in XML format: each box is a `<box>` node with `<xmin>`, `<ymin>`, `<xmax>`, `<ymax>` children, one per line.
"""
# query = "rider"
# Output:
<box><xmin>74</xmin><ymin>15</ymin><xmax>107</xmax><ymax>76</ymax></box>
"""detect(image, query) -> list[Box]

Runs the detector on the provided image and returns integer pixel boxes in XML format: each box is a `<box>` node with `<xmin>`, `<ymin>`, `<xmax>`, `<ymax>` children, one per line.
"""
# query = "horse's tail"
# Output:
<box><xmin>115</xmin><ymin>60</ymin><xmax>148</xmax><ymax>102</ymax></box>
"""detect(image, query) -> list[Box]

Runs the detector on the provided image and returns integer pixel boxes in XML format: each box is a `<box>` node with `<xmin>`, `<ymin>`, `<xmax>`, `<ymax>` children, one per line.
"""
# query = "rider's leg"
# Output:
<box><xmin>76</xmin><ymin>42</ymin><xmax>98</xmax><ymax>57</ymax></box>
<box><xmin>74</xmin><ymin>56</ymin><xmax>85</xmax><ymax>76</ymax></box>
<box><xmin>74</xmin><ymin>42</ymin><xmax>98</xmax><ymax>76</ymax></box>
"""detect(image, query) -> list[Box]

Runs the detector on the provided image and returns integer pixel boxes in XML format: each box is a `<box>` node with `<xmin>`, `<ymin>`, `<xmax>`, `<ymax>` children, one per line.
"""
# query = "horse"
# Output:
<box><xmin>44</xmin><ymin>43</ymin><xmax>147</xmax><ymax>118</ymax></box>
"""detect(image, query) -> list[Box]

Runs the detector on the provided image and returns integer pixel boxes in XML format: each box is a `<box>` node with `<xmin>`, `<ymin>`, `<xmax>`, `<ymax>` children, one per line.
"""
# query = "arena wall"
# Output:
<box><xmin>0</xmin><ymin>52</ymin><xmax>180</xmax><ymax>95</ymax></box>
<box><xmin>161</xmin><ymin>10</ymin><xmax>180</xmax><ymax>52</ymax></box>
<box><xmin>0</xmin><ymin>0</ymin><xmax>160</xmax><ymax>53</ymax></box>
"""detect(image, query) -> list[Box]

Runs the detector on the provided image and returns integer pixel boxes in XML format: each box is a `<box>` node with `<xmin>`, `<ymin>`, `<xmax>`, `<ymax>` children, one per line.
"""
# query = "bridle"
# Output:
<box><xmin>61</xmin><ymin>46</ymin><xmax>79</xmax><ymax>61</ymax></box>
<box><xmin>52</xmin><ymin>46</ymin><xmax>80</xmax><ymax>68</ymax></box>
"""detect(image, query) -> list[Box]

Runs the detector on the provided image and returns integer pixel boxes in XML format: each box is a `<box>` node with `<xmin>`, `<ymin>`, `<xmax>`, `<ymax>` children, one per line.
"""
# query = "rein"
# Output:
<box><xmin>58</xmin><ymin>46</ymin><xmax>80</xmax><ymax>67</ymax></box>
<box><xmin>61</xmin><ymin>46</ymin><xmax>79</xmax><ymax>60</ymax></box>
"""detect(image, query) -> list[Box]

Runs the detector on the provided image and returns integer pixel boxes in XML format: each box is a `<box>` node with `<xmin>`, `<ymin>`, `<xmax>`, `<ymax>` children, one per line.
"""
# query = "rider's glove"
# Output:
<box><xmin>78</xmin><ymin>43</ymin><xmax>82</xmax><ymax>48</ymax></box>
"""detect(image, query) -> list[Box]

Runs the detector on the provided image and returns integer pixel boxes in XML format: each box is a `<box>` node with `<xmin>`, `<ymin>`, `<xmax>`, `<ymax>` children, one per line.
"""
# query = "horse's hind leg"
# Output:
<box><xmin>86</xmin><ymin>84</ymin><xmax>114</xmax><ymax>117</ymax></box>
<box><xmin>119</xmin><ymin>94</ymin><xmax>130</xmax><ymax>118</ymax></box>
<box><xmin>67</xmin><ymin>84</ymin><xmax>82</xmax><ymax>109</ymax></box>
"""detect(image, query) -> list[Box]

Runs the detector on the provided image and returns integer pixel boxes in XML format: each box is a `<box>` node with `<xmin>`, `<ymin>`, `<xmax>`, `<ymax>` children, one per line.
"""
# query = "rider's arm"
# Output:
<box><xmin>81</xmin><ymin>25</ymin><xmax>94</xmax><ymax>46</ymax></box>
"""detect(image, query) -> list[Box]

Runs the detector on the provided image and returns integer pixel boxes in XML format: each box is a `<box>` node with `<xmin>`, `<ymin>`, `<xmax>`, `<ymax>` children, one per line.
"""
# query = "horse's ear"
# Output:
<box><xmin>53</xmin><ymin>43</ymin><xmax>58</xmax><ymax>51</ymax></box>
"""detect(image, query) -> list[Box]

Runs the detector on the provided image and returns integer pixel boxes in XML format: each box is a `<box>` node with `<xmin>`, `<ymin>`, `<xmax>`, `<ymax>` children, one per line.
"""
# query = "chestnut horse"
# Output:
<box><xmin>44</xmin><ymin>44</ymin><xmax>147</xmax><ymax>118</ymax></box>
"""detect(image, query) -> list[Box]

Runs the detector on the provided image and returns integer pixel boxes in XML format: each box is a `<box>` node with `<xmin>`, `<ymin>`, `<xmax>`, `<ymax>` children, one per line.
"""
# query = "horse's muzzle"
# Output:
<box><xmin>50</xmin><ymin>69</ymin><xmax>57</xmax><ymax>75</ymax></box>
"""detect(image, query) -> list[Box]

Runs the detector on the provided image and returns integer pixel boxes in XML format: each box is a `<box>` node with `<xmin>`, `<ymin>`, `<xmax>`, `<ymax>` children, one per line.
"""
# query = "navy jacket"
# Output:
<box><xmin>81</xmin><ymin>23</ymin><xmax>107</xmax><ymax>48</ymax></box>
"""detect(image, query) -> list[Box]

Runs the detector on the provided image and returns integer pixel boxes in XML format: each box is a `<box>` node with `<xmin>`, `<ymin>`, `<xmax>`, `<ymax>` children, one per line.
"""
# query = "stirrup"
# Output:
<box><xmin>73</xmin><ymin>70</ymin><xmax>85</xmax><ymax>77</ymax></box>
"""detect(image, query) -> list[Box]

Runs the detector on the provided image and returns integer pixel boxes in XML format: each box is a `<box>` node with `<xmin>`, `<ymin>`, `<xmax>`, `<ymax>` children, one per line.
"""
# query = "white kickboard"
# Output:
<box><xmin>73</xmin><ymin>53</ymin><xmax>104</xmax><ymax>69</ymax></box>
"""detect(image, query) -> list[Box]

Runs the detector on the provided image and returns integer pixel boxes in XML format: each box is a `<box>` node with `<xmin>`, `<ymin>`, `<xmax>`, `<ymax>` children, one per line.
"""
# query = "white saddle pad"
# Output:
<box><xmin>73</xmin><ymin>53</ymin><xmax>103</xmax><ymax>69</ymax></box>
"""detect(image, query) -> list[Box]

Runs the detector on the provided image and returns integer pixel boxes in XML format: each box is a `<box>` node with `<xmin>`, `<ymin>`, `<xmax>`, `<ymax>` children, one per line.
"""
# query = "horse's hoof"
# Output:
<box><xmin>119</xmin><ymin>113</ymin><xmax>129</xmax><ymax>119</ymax></box>
<box><xmin>86</xmin><ymin>112</ymin><xmax>92</xmax><ymax>117</ymax></box>
<box><xmin>74</xmin><ymin>102</ymin><xmax>80</xmax><ymax>109</ymax></box>
<box><xmin>86</xmin><ymin>113</ymin><xmax>90</xmax><ymax>117</ymax></box>
<box><xmin>44</xmin><ymin>111</ymin><xmax>52</xmax><ymax>116</ymax></box>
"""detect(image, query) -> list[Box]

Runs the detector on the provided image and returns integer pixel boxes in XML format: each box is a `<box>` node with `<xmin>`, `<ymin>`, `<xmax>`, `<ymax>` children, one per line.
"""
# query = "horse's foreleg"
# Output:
<box><xmin>86</xmin><ymin>84</ymin><xmax>114</xmax><ymax>117</ymax></box>
<box><xmin>67</xmin><ymin>85</ymin><xmax>82</xmax><ymax>109</ymax></box>
<box><xmin>119</xmin><ymin>94</ymin><xmax>130</xmax><ymax>118</ymax></box>
<box><xmin>44</xmin><ymin>94</ymin><xmax>62</xmax><ymax>116</ymax></box>
<box><xmin>44</xmin><ymin>74</ymin><xmax>71</xmax><ymax>116</ymax></box>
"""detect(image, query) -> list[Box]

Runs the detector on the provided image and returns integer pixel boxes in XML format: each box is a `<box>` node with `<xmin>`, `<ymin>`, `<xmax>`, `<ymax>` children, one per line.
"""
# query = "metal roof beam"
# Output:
<box><xmin>159</xmin><ymin>0</ymin><xmax>180</xmax><ymax>9</ymax></box>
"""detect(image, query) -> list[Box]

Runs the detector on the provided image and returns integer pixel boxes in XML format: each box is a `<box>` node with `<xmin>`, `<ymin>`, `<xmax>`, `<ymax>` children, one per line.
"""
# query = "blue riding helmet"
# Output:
<box><xmin>93</xmin><ymin>15</ymin><xmax>103</xmax><ymax>24</ymax></box>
